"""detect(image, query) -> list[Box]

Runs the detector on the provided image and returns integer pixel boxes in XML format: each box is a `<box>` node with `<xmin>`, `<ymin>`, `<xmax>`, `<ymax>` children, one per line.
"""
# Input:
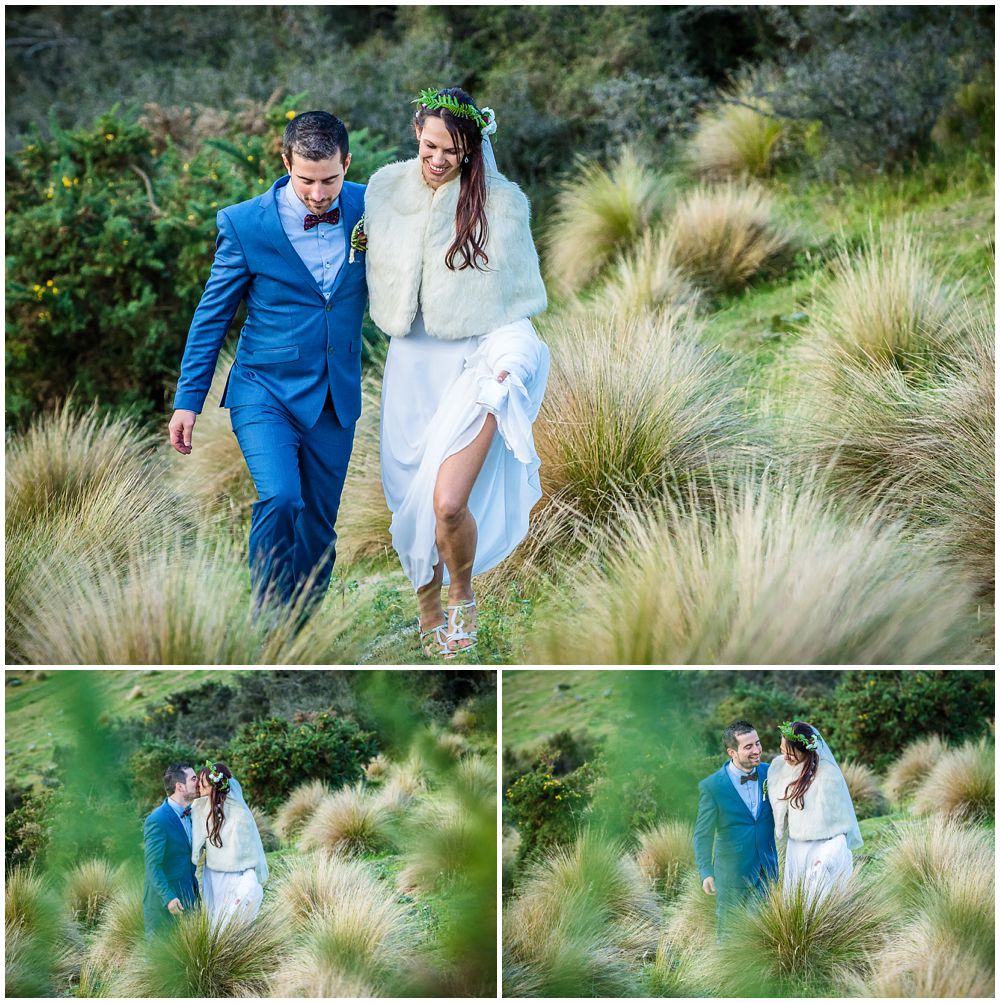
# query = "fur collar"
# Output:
<box><xmin>364</xmin><ymin>157</ymin><xmax>547</xmax><ymax>340</ymax></box>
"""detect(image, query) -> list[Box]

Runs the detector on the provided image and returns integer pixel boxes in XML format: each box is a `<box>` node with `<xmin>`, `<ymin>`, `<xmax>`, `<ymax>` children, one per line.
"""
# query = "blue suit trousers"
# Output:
<box><xmin>230</xmin><ymin>397</ymin><xmax>354</xmax><ymax>608</ymax></box>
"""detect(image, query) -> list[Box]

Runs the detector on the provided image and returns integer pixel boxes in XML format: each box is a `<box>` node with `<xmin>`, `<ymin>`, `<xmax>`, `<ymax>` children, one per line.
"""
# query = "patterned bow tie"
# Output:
<box><xmin>181</xmin><ymin>806</ymin><xmax>192</xmax><ymax>817</ymax></box>
<box><xmin>740</xmin><ymin>771</ymin><xmax>758</xmax><ymax>784</ymax></box>
<box><xmin>304</xmin><ymin>207</ymin><xmax>340</xmax><ymax>230</ymax></box>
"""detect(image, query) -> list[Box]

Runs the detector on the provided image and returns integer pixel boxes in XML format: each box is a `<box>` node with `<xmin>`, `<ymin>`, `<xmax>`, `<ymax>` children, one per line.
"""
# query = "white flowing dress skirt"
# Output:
<box><xmin>203</xmin><ymin>866</ymin><xmax>263</xmax><ymax>929</ymax></box>
<box><xmin>784</xmin><ymin>833</ymin><xmax>853</xmax><ymax>902</ymax></box>
<box><xmin>380</xmin><ymin>311</ymin><xmax>550</xmax><ymax>590</ymax></box>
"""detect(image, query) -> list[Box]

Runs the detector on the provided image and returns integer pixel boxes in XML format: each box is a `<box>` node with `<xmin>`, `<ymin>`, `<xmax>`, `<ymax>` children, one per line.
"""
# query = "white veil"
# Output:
<box><xmin>227</xmin><ymin>774</ymin><xmax>270</xmax><ymax>884</ymax></box>
<box><xmin>482</xmin><ymin>135</ymin><xmax>498</xmax><ymax>173</ymax></box>
<box><xmin>812</xmin><ymin>728</ymin><xmax>864</xmax><ymax>850</ymax></box>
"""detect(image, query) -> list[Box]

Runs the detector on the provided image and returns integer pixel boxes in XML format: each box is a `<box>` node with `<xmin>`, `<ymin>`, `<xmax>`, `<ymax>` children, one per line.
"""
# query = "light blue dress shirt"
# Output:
<box><xmin>726</xmin><ymin>760</ymin><xmax>761</xmax><ymax>817</ymax></box>
<box><xmin>278</xmin><ymin>179</ymin><xmax>344</xmax><ymax>298</ymax></box>
<box><xmin>167</xmin><ymin>797</ymin><xmax>193</xmax><ymax>845</ymax></box>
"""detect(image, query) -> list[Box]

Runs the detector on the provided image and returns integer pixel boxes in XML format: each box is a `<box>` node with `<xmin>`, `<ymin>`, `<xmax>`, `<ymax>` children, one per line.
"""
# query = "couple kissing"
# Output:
<box><xmin>168</xmin><ymin>88</ymin><xmax>549</xmax><ymax>660</ymax></box>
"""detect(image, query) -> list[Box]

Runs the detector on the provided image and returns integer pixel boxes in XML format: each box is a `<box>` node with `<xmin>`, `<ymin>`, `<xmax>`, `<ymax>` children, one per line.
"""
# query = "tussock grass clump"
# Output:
<box><xmin>299</xmin><ymin>784</ymin><xmax>394</xmax><ymax>856</ymax></box>
<box><xmin>11</xmin><ymin>537</ymin><xmax>356</xmax><ymax>665</ymax></box>
<box><xmin>117</xmin><ymin>907</ymin><xmax>284</xmax><ymax>997</ymax></box>
<box><xmin>839</xmin><ymin>761</ymin><xmax>887</xmax><ymax>819</ymax></box>
<box><xmin>533</xmin><ymin>307</ymin><xmax>748</xmax><ymax>527</ymax></box>
<box><xmin>454</xmin><ymin>754</ymin><xmax>496</xmax><ymax>804</ymax></box>
<box><xmin>879</xmin><ymin>816</ymin><xmax>994</xmax><ymax>910</ymax></box>
<box><xmin>77</xmin><ymin>881</ymin><xmax>144</xmax><ymax>996</ymax></box>
<box><xmin>544</xmin><ymin>149</ymin><xmax>674</xmax><ymax>296</ymax></box>
<box><xmin>333</xmin><ymin>376</ymin><xmax>393</xmax><ymax>564</ymax></box>
<box><xmin>651</xmin><ymin>879</ymin><xmax>718</xmax><ymax>995</ymax></box>
<box><xmin>665</xmin><ymin>181</ymin><xmax>796</xmax><ymax>294</ymax></box>
<box><xmin>503</xmin><ymin>831</ymin><xmax>661</xmax><ymax>997</ymax></box>
<box><xmin>884</xmin><ymin>734</ymin><xmax>949</xmax><ymax>804</ymax></box>
<box><xmin>802</xmin><ymin>227</ymin><xmax>967</xmax><ymax>367</ymax></box>
<box><xmin>634</xmin><ymin>821</ymin><xmax>695</xmax><ymax>899</ymax></box>
<box><xmin>363</xmin><ymin>753</ymin><xmax>391</xmax><ymax>782</ymax></box>
<box><xmin>532</xmin><ymin>475</ymin><xmax>982</xmax><ymax>665</ymax></box>
<box><xmin>168</xmin><ymin>348</ymin><xmax>254</xmax><ymax>538</ymax></box>
<box><xmin>275</xmin><ymin>852</ymin><xmax>389</xmax><ymax>929</ymax></box>
<box><xmin>911</xmin><ymin>739</ymin><xmax>995</xmax><ymax>823</ymax></box>
<box><xmin>371</xmin><ymin>773</ymin><xmax>425</xmax><ymax>815</ymax></box>
<box><xmin>597</xmin><ymin>230</ymin><xmax>702</xmax><ymax>318</ymax></box>
<box><xmin>275</xmin><ymin>779</ymin><xmax>332</xmax><ymax>840</ymax></box>
<box><xmin>250</xmin><ymin>805</ymin><xmax>280</xmax><ymax>852</ymax></box>
<box><xmin>63</xmin><ymin>858</ymin><xmax>125</xmax><ymax>928</ymax></box>
<box><xmin>689</xmin><ymin>78</ymin><xmax>784</xmax><ymax>179</ymax></box>
<box><xmin>5</xmin><ymin>868</ymin><xmax>78</xmax><ymax>997</ymax></box>
<box><xmin>692</xmin><ymin>875</ymin><xmax>888</xmax><ymax>996</ymax></box>
<box><xmin>396</xmin><ymin>799</ymin><xmax>480</xmax><ymax>894</ymax></box>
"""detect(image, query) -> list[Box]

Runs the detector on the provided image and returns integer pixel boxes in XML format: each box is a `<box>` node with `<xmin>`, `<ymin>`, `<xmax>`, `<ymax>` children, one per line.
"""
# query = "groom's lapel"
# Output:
<box><xmin>717</xmin><ymin>763</ymin><xmax>756</xmax><ymax>820</ymax></box>
<box><xmin>259</xmin><ymin>178</ymin><xmax>326</xmax><ymax>300</ymax></box>
<box><xmin>161</xmin><ymin>800</ymin><xmax>187</xmax><ymax>843</ymax></box>
<box><xmin>328</xmin><ymin>183</ymin><xmax>362</xmax><ymax>300</ymax></box>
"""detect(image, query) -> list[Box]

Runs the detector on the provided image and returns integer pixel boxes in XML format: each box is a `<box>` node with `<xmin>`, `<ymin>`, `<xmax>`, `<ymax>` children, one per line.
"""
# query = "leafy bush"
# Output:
<box><xmin>5</xmin><ymin>786</ymin><xmax>57</xmax><ymax>872</ymax></box>
<box><xmin>709</xmin><ymin>683</ymin><xmax>803</xmax><ymax>755</ymax></box>
<box><xmin>5</xmin><ymin>102</ymin><xmax>396</xmax><ymax>426</ymax></box>
<box><xmin>227</xmin><ymin>714</ymin><xmax>378</xmax><ymax>814</ymax></box>
<box><xmin>125</xmin><ymin>738</ymin><xmax>206</xmax><ymax>815</ymax></box>
<box><xmin>505</xmin><ymin>757</ymin><xmax>597</xmax><ymax>866</ymax></box>
<box><xmin>824</xmin><ymin>672</ymin><xmax>994</xmax><ymax>771</ymax></box>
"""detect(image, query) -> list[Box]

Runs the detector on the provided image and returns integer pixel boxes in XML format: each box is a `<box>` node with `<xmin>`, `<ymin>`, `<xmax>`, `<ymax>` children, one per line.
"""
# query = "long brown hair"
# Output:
<box><xmin>414</xmin><ymin>88</ymin><xmax>490</xmax><ymax>272</ymax></box>
<box><xmin>197</xmin><ymin>762</ymin><xmax>232</xmax><ymax>849</ymax></box>
<box><xmin>780</xmin><ymin>722</ymin><xmax>820</xmax><ymax>810</ymax></box>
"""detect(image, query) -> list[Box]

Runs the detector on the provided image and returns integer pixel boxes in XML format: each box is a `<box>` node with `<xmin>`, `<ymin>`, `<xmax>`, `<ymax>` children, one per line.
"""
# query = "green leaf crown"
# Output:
<box><xmin>202</xmin><ymin>760</ymin><xmax>230</xmax><ymax>791</ymax></box>
<box><xmin>413</xmin><ymin>88</ymin><xmax>492</xmax><ymax>133</ymax></box>
<box><xmin>778</xmin><ymin>721</ymin><xmax>819</xmax><ymax>751</ymax></box>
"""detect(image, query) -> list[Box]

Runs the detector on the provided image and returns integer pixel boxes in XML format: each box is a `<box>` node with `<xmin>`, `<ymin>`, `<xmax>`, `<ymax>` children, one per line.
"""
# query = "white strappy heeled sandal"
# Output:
<box><xmin>420</xmin><ymin>620</ymin><xmax>450</xmax><ymax>659</ymax></box>
<box><xmin>445</xmin><ymin>598</ymin><xmax>478</xmax><ymax>658</ymax></box>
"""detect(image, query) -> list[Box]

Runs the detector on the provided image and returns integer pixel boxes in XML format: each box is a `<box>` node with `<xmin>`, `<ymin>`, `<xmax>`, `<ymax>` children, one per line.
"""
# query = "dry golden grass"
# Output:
<box><xmin>532</xmin><ymin>306</ymin><xmax>748</xmax><ymax>527</ymax></box>
<box><xmin>363</xmin><ymin>753</ymin><xmax>391</xmax><ymax>781</ymax></box>
<box><xmin>801</xmin><ymin>227</ymin><xmax>968</xmax><ymax>367</ymax></box>
<box><xmin>333</xmin><ymin>375</ymin><xmax>393</xmax><ymax>565</ymax></box>
<box><xmin>299</xmin><ymin>784</ymin><xmax>394</xmax><ymax>856</ymax></box>
<box><xmin>63</xmin><ymin>859</ymin><xmax>125</xmax><ymax>928</ymax></box>
<box><xmin>634</xmin><ymin>821</ymin><xmax>695</xmax><ymax>898</ymax></box>
<box><xmin>275</xmin><ymin>779</ymin><xmax>332</xmax><ymax>840</ymax></box>
<box><xmin>274</xmin><ymin>852</ymin><xmax>389</xmax><ymax>929</ymax></box>
<box><xmin>77</xmin><ymin>881</ymin><xmax>144</xmax><ymax>996</ymax></box>
<box><xmin>840</xmin><ymin>760</ymin><xmax>887</xmax><ymax>819</ymax></box>
<box><xmin>911</xmin><ymin>739</ymin><xmax>995</xmax><ymax>823</ymax></box>
<box><xmin>544</xmin><ymin>149</ymin><xmax>675</xmax><ymax>296</ymax></box>
<box><xmin>530</xmin><ymin>473</ymin><xmax>983</xmax><ymax>665</ymax></box>
<box><xmin>689</xmin><ymin>76</ymin><xmax>784</xmax><ymax>179</ymax></box>
<box><xmin>597</xmin><ymin>230</ymin><xmax>702</xmax><ymax>318</ymax></box>
<box><xmin>884</xmin><ymin>735</ymin><xmax>949</xmax><ymax>804</ymax></box>
<box><xmin>665</xmin><ymin>181</ymin><xmax>796</xmax><ymax>294</ymax></box>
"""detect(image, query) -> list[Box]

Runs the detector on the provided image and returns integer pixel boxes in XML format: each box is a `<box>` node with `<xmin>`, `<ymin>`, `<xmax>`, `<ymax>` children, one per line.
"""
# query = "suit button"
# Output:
<box><xmin>325</xmin><ymin>304</ymin><xmax>332</xmax><ymax>312</ymax></box>
<box><xmin>328</xmin><ymin>347</ymin><xmax>335</xmax><ymax>355</ymax></box>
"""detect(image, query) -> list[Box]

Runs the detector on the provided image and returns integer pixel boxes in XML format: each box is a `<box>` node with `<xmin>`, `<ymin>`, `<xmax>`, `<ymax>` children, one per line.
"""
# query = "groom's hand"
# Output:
<box><xmin>702</xmin><ymin>876</ymin><xmax>716</xmax><ymax>896</ymax></box>
<box><xmin>169</xmin><ymin>410</ymin><xmax>197</xmax><ymax>454</ymax></box>
<box><xmin>167</xmin><ymin>897</ymin><xmax>184</xmax><ymax>915</ymax></box>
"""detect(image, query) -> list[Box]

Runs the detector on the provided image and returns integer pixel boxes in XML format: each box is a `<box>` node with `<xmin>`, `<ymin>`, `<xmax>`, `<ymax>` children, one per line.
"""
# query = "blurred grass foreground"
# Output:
<box><xmin>4</xmin><ymin>669</ymin><xmax>498</xmax><ymax>997</ymax></box>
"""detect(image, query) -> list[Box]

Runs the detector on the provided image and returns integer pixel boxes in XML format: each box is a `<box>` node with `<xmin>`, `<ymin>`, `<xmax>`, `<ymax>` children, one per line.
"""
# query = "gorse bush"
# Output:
<box><xmin>544</xmin><ymin>150</ymin><xmax>674</xmax><ymax>296</ymax></box>
<box><xmin>228</xmin><ymin>715</ymin><xmax>378</xmax><ymax>815</ymax></box>
<box><xmin>532</xmin><ymin>476</ymin><xmax>983</xmax><ymax>665</ymax></box>
<box><xmin>533</xmin><ymin>307</ymin><xmax>748</xmax><ymax>526</ymax></box>
<box><xmin>664</xmin><ymin>180</ymin><xmax>796</xmax><ymax>295</ymax></box>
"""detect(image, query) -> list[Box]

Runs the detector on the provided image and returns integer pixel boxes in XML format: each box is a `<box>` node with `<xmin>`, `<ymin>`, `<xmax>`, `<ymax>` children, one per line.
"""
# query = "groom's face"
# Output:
<box><xmin>282</xmin><ymin>151</ymin><xmax>351</xmax><ymax>215</ymax></box>
<box><xmin>727</xmin><ymin>730</ymin><xmax>762</xmax><ymax>772</ymax></box>
<box><xmin>175</xmin><ymin>767</ymin><xmax>198</xmax><ymax>803</ymax></box>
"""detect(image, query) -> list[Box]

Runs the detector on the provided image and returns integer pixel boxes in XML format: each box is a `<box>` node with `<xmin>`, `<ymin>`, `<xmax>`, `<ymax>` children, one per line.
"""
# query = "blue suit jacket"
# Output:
<box><xmin>693</xmin><ymin>761</ymin><xmax>778</xmax><ymax>898</ymax></box>
<box><xmin>173</xmin><ymin>176</ymin><xmax>368</xmax><ymax>428</ymax></box>
<box><xmin>143</xmin><ymin>799</ymin><xmax>199</xmax><ymax>935</ymax></box>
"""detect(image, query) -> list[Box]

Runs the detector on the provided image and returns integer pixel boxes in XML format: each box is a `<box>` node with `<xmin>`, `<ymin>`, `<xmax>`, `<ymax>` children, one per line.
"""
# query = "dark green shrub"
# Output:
<box><xmin>5</xmin><ymin>786</ymin><xmax>57</xmax><ymax>872</ymax></box>
<box><xmin>708</xmin><ymin>683</ymin><xmax>805</xmax><ymax>757</ymax></box>
<box><xmin>506</xmin><ymin>756</ymin><xmax>597</xmax><ymax>867</ymax></box>
<box><xmin>125</xmin><ymin>738</ymin><xmax>208</xmax><ymax>815</ymax></box>
<box><xmin>226</xmin><ymin>713</ymin><xmax>378</xmax><ymax>814</ymax></box>
<box><xmin>825</xmin><ymin>671</ymin><xmax>994</xmax><ymax>772</ymax></box>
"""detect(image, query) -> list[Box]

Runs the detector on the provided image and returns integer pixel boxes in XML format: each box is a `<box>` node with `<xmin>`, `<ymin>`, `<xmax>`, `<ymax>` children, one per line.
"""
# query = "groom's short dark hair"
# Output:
<box><xmin>283</xmin><ymin>111</ymin><xmax>349</xmax><ymax>164</ymax></box>
<box><xmin>163</xmin><ymin>763</ymin><xmax>192</xmax><ymax>796</ymax></box>
<box><xmin>723</xmin><ymin>720</ymin><xmax>756</xmax><ymax>753</ymax></box>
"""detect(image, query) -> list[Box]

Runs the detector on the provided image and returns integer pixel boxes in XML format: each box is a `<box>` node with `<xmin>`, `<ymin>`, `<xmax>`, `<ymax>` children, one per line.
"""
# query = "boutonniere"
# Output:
<box><xmin>762</xmin><ymin>778</ymin><xmax>768</xmax><ymax>800</ymax></box>
<box><xmin>349</xmin><ymin>213</ymin><xmax>367</xmax><ymax>263</ymax></box>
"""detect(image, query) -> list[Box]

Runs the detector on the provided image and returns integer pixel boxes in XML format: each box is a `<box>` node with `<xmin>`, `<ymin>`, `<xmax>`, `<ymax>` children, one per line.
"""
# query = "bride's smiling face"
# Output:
<box><xmin>416</xmin><ymin>116</ymin><xmax>464</xmax><ymax>190</ymax></box>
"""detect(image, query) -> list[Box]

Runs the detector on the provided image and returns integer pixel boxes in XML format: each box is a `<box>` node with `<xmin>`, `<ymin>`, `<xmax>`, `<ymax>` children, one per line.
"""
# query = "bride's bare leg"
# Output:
<box><xmin>433</xmin><ymin>414</ymin><xmax>497</xmax><ymax>604</ymax></box>
<box><xmin>416</xmin><ymin>562</ymin><xmax>445</xmax><ymax>632</ymax></box>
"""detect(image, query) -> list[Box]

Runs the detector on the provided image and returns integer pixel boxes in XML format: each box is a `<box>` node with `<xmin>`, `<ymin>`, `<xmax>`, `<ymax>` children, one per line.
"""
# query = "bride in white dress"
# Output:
<box><xmin>767</xmin><ymin>721</ymin><xmax>863</xmax><ymax>901</ymax></box>
<box><xmin>191</xmin><ymin>763</ymin><xmax>269</xmax><ymax>929</ymax></box>
<box><xmin>365</xmin><ymin>87</ymin><xmax>549</xmax><ymax>658</ymax></box>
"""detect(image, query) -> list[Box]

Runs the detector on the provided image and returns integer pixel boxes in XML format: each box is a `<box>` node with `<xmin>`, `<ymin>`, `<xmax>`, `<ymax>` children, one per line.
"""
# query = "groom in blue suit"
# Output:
<box><xmin>169</xmin><ymin>111</ymin><xmax>367</xmax><ymax>611</ymax></box>
<box><xmin>694</xmin><ymin>720</ymin><xmax>778</xmax><ymax>924</ymax></box>
<box><xmin>143</xmin><ymin>763</ymin><xmax>199</xmax><ymax>936</ymax></box>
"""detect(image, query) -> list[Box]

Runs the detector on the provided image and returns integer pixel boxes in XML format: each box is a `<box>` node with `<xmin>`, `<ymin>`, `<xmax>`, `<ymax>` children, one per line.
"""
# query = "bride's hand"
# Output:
<box><xmin>496</xmin><ymin>370</ymin><xmax>509</xmax><ymax>383</ymax></box>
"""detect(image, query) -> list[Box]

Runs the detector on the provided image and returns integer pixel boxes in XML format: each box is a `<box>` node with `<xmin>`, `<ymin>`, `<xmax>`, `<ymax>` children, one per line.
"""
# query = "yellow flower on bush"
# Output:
<box><xmin>61</xmin><ymin>176</ymin><xmax>72</xmax><ymax>188</ymax></box>
<box><xmin>46</xmin><ymin>280</ymin><xmax>53</xmax><ymax>288</ymax></box>
<box><xmin>104</xmin><ymin>133</ymin><xmax>115</xmax><ymax>141</ymax></box>
<box><xmin>247</xmin><ymin>155</ymin><xmax>255</xmax><ymax>162</ymax></box>
<box><xmin>286</xmin><ymin>110</ymin><xmax>296</xmax><ymax>120</ymax></box>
